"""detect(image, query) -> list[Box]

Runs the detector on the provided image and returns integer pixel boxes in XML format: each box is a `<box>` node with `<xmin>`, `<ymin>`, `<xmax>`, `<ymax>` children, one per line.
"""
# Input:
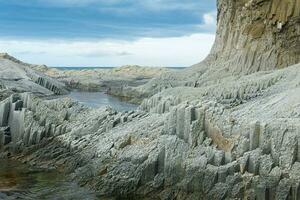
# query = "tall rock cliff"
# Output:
<box><xmin>209</xmin><ymin>0</ymin><xmax>300</xmax><ymax>74</ymax></box>
<box><xmin>127</xmin><ymin>0</ymin><xmax>300</xmax><ymax>101</ymax></box>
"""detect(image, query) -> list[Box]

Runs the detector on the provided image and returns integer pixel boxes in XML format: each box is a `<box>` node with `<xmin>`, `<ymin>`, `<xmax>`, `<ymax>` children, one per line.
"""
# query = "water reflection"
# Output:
<box><xmin>68</xmin><ymin>91</ymin><xmax>138</xmax><ymax>112</ymax></box>
<box><xmin>0</xmin><ymin>160</ymin><xmax>97</xmax><ymax>200</ymax></box>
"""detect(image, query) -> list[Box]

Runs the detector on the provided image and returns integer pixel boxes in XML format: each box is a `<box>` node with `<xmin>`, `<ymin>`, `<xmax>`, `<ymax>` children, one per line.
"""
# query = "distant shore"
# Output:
<box><xmin>43</xmin><ymin>65</ymin><xmax>177</xmax><ymax>103</ymax></box>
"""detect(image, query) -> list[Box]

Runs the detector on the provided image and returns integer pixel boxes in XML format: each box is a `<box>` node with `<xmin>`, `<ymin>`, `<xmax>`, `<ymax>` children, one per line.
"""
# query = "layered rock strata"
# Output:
<box><xmin>211</xmin><ymin>0</ymin><xmax>300</xmax><ymax>73</ymax></box>
<box><xmin>0</xmin><ymin>93</ymin><xmax>30</xmax><ymax>149</ymax></box>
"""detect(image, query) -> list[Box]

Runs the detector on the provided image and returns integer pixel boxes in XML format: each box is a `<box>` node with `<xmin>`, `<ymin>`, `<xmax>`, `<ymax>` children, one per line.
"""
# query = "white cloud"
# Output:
<box><xmin>198</xmin><ymin>11</ymin><xmax>217</xmax><ymax>31</ymax></box>
<box><xmin>0</xmin><ymin>33</ymin><xmax>215</xmax><ymax>67</ymax></box>
<box><xmin>203</xmin><ymin>11</ymin><xmax>217</xmax><ymax>26</ymax></box>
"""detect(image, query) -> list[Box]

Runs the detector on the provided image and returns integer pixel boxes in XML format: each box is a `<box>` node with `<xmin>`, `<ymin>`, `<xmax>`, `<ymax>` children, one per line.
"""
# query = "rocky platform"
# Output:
<box><xmin>0</xmin><ymin>0</ymin><xmax>299</xmax><ymax>199</ymax></box>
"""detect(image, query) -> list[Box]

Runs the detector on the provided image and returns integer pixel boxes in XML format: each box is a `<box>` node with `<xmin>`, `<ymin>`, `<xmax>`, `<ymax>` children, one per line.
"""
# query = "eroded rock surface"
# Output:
<box><xmin>212</xmin><ymin>0</ymin><xmax>300</xmax><ymax>72</ymax></box>
<box><xmin>0</xmin><ymin>63</ymin><xmax>299</xmax><ymax>199</ymax></box>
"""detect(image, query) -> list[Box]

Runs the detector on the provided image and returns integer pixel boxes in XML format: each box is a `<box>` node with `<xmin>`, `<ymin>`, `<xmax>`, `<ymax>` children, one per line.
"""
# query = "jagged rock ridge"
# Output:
<box><xmin>0</xmin><ymin>53</ymin><xmax>68</xmax><ymax>96</ymax></box>
<box><xmin>1</xmin><ymin>62</ymin><xmax>300</xmax><ymax>199</ymax></box>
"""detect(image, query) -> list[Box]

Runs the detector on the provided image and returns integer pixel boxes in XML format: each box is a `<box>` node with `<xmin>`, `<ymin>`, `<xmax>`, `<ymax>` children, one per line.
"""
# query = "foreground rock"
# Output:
<box><xmin>0</xmin><ymin>62</ymin><xmax>299</xmax><ymax>199</ymax></box>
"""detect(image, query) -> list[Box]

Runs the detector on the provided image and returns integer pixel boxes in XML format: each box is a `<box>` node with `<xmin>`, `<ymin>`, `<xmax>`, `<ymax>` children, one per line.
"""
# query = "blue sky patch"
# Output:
<box><xmin>0</xmin><ymin>0</ymin><xmax>216</xmax><ymax>39</ymax></box>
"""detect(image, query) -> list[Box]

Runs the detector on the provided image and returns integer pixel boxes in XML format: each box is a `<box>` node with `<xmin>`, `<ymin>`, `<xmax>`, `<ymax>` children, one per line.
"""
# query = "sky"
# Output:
<box><xmin>0</xmin><ymin>0</ymin><xmax>217</xmax><ymax>67</ymax></box>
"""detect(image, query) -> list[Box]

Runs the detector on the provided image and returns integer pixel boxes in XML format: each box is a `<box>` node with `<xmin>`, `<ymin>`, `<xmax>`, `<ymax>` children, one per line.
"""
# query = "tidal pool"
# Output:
<box><xmin>0</xmin><ymin>159</ymin><xmax>98</xmax><ymax>200</ymax></box>
<box><xmin>68</xmin><ymin>91</ymin><xmax>138</xmax><ymax>112</ymax></box>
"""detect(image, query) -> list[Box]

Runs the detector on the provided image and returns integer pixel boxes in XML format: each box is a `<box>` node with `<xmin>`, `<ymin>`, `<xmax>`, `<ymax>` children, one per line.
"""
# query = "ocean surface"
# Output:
<box><xmin>52</xmin><ymin>66</ymin><xmax>186</xmax><ymax>70</ymax></box>
<box><xmin>0</xmin><ymin>160</ymin><xmax>97</xmax><ymax>200</ymax></box>
<box><xmin>53</xmin><ymin>66</ymin><xmax>114</xmax><ymax>70</ymax></box>
<box><xmin>67</xmin><ymin>91</ymin><xmax>138</xmax><ymax>112</ymax></box>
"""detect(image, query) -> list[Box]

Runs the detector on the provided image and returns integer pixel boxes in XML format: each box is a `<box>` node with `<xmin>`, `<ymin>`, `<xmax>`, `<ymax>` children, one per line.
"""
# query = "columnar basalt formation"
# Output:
<box><xmin>136</xmin><ymin>62</ymin><xmax>300</xmax><ymax>199</ymax></box>
<box><xmin>0</xmin><ymin>63</ymin><xmax>298</xmax><ymax>199</ymax></box>
<box><xmin>0</xmin><ymin>93</ymin><xmax>30</xmax><ymax>149</ymax></box>
<box><xmin>209</xmin><ymin>0</ymin><xmax>300</xmax><ymax>73</ymax></box>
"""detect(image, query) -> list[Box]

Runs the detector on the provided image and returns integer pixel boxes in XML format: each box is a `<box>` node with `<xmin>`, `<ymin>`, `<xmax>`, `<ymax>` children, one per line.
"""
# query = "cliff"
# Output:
<box><xmin>209</xmin><ymin>0</ymin><xmax>300</xmax><ymax>73</ymax></box>
<box><xmin>128</xmin><ymin>0</ymin><xmax>300</xmax><ymax>101</ymax></box>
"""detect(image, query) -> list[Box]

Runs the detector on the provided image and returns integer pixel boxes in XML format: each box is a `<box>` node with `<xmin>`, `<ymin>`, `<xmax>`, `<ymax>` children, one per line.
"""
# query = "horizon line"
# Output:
<box><xmin>51</xmin><ymin>66</ymin><xmax>188</xmax><ymax>68</ymax></box>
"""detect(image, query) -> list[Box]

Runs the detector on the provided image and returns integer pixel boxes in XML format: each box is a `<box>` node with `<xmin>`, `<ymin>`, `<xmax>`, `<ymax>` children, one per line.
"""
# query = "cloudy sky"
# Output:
<box><xmin>0</xmin><ymin>0</ymin><xmax>217</xmax><ymax>67</ymax></box>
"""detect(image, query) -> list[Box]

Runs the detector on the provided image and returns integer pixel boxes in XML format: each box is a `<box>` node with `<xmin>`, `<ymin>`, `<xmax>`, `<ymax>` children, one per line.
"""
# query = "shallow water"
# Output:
<box><xmin>68</xmin><ymin>91</ymin><xmax>138</xmax><ymax>112</ymax></box>
<box><xmin>0</xmin><ymin>160</ymin><xmax>98</xmax><ymax>200</ymax></box>
<box><xmin>0</xmin><ymin>93</ymin><xmax>137</xmax><ymax>199</ymax></box>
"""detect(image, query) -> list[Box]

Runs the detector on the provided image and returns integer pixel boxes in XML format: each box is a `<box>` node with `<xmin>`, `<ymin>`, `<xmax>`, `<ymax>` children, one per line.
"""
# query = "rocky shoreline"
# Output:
<box><xmin>41</xmin><ymin>65</ymin><xmax>174</xmax><ymax>104</ymax></box>
<box><xmin>0</xmin><ymin>0</ymin><xmax>300</xmax><ymax>199</ymax></box>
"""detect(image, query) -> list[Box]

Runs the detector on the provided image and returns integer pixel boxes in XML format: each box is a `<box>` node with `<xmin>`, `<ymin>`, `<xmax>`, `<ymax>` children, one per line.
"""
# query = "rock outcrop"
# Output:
<box><xmin>0</xmin><ymin>93</ymin><xmax>31</xmax><ymax>149</ymax></box>
<box><xmin>0</xmin><ymin>53</ymin><xmax>69</xmax><ymax>96</ymax></box>
<box><xmin>0</xmin><ymin>62</ymin><xmax>299</xmax><ymax>199</ymax></box>
<box><xmin>210</xmin><ymin>0</ymin><xmax>300</xmax><ymax>73</ymax></box>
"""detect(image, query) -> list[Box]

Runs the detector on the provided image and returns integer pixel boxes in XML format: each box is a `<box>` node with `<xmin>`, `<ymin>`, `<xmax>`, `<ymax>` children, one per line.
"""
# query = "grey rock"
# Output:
<box><xmin>0</xmin><ymin>53</ymin><xmax>68</xmax><ymax>96</ymax></box>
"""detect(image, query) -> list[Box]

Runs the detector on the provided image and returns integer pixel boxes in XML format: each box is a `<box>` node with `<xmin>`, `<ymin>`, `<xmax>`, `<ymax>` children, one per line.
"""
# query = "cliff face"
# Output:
<box><xmin>209</xmin><ymin>0</ymin><xmax>300</xmax><ymax>74</ymax></box>
<box><xmin>131</xmin><ymin>0</ymin><xmax>300</xmax><ymax>101</ymax></box>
